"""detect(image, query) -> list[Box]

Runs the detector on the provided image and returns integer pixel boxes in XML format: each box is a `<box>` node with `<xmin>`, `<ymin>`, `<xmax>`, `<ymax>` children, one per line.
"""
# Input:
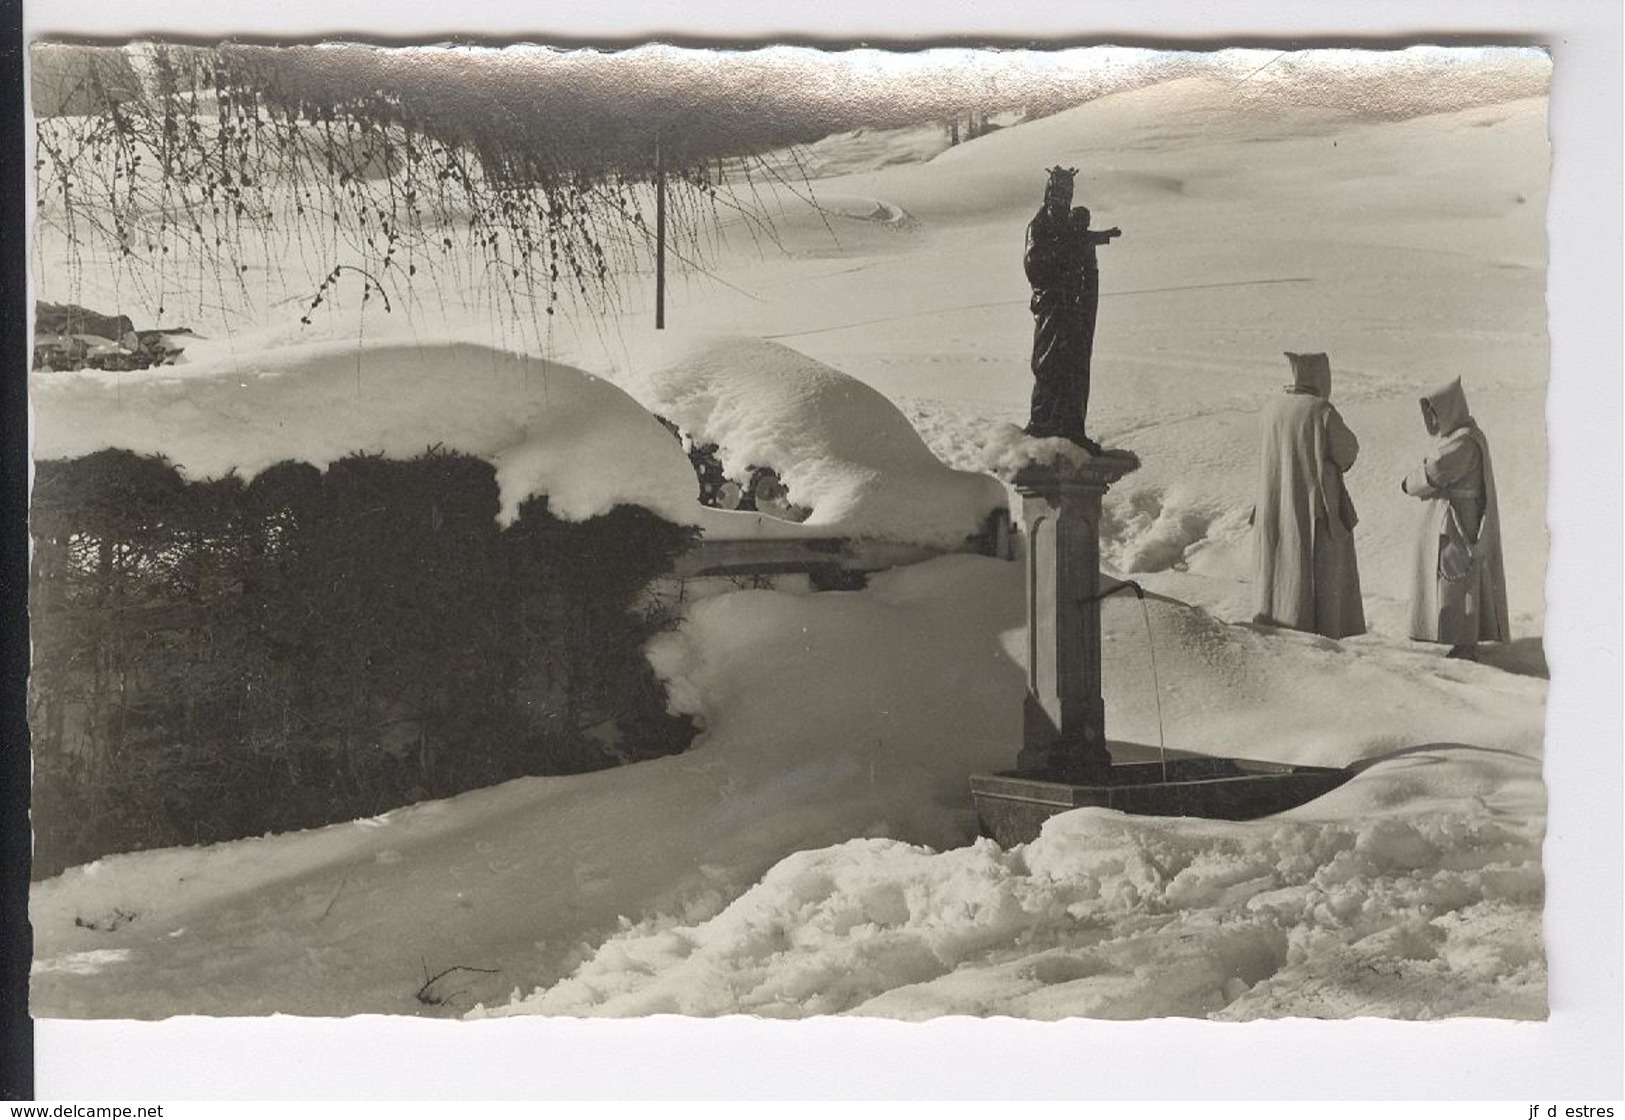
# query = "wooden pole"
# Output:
<box><xmin>655</xmin><ymin>137</ymin><xmax>666</xmax><ymax>330</ymax></box>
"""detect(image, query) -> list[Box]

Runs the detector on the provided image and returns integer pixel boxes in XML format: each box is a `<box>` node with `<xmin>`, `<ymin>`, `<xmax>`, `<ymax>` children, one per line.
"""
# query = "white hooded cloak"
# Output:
<box><xmin>1251</xmin><ymin>352</ymin><xmax>1366</xmax><ymax>639</ymax></box>
<box><xmin>1401</xmin><ymin>378</ymin><xmax>1510</xmax><ymax>646</ymax></box>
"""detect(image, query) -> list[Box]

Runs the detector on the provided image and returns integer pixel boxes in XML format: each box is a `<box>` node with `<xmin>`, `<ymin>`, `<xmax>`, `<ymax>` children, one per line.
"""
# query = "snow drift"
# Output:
<box><xmin>492</xmin><ymin>792</ymin><xmax>1543</xmax><ymax>1021</ymax></box>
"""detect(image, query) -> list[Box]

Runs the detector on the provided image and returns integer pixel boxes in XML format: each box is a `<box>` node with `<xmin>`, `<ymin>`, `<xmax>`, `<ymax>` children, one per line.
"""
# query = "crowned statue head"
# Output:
<box><xmin>1044</xmin><ymin>166</ymin><xmax>1078</xmax><ymax>210</ymax></box>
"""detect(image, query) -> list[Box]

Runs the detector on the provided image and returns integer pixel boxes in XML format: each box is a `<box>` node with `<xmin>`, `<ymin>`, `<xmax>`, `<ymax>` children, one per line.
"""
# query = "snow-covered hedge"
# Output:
<box><xmin>29</xmin><ymin>447</ymin><xmax>699</xmax><ymax>877</ymax></box>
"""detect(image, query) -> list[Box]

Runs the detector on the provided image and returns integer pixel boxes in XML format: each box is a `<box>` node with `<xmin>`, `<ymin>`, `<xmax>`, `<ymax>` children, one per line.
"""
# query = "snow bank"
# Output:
<box><xmin>491</xmin><ymin>755</ymin><xmax>1543</xmax><ymax>1021</ymax></box>
<box><xmin>619</xmin><ymin>334</ymin><xmax>1008</xmax><ymax>546</ymax></box>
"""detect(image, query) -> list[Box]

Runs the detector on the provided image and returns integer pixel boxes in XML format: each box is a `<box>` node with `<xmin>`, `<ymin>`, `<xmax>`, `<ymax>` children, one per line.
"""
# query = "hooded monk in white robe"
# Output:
<box><xmin>1401</xmin><ymin>378</ymin><xmax>1510</xmax><ymax>655</ymax></box>
<box><xmin>1251</xmin><ymin>352</ymin><xmax>1366</xmax><ymax>638</ymax></box>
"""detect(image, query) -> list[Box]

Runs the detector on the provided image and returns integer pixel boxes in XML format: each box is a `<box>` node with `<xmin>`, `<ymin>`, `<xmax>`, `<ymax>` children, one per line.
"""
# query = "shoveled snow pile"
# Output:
<box><xmin>620</xmin><ymin>334</ymin><xmax>1008</xmax><ymax>546</ymax></box>
<box><xmin>490</xmin><ymin>786</ymin><xmax>1542</xmax><ymax>1021</ymax></box>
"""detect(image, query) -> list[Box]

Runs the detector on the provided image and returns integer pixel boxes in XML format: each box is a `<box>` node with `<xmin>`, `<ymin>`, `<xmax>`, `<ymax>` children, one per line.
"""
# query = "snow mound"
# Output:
<box><xmin>624</xmin><ymin>334</ymin><xmax>1008</xmax><ymax>546</ymax></box>
<box><xmin>492</xmin><ymin>766</ymin><xmax>1543</xmax><ymax>1021</ymax></box>
<box><xmin>30</xmin><ymin>339</ymin><xmax>703</xmax><ymax>527</ymax></box>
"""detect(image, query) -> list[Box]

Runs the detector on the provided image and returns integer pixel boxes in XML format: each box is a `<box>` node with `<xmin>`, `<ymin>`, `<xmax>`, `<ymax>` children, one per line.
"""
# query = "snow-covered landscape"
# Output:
<box><xmin>28</xmin><ymin>43</ymin><xmax>1575</xmax><ymax>1045</ymax></box>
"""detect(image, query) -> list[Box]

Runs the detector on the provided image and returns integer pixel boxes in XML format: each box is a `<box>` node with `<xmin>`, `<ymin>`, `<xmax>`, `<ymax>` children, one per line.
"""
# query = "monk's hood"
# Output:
<box><xmin>1421</xmin><ymin>377</ymin><xmax>1473</xmax><ymax>435</ymax></box>
<box><xmin>1285</xmin><ymin>352</ymin><xmax>1332</xmax><ymax>398</ymax></box>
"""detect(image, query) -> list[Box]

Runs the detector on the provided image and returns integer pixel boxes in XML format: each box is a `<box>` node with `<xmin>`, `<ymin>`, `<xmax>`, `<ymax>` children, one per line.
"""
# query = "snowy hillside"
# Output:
<box><xmin>30</xmin><ymin>58</ymin><xmax>1556</xmax><ymax>1026</ymax></box>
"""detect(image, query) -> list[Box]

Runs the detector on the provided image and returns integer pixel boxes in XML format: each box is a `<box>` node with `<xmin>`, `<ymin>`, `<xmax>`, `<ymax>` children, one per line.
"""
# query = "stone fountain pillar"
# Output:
<box><xmin>1011</xmin><ymin>452</ymin><xmax>1139</xmax><ymax>781</ymax></box>
<box><xmin>969</xmin><ymin>441</ymin><xmax>1355</xmax><ymax>845</ymax></box>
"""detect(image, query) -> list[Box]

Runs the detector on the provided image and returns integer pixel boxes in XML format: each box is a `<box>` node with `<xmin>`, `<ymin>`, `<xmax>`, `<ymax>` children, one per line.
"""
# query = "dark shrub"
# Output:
<box><xmin>29</xmin><ymin>448</ymin><xmax>699</xmax><ymax>878</ymax></box>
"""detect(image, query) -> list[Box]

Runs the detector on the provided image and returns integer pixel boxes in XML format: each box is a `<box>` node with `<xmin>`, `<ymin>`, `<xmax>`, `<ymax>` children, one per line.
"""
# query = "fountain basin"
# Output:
<box><xmin>968</xmin><ymin>757</ymin><xmax>1355</xmax><ymax>847</ymax></box>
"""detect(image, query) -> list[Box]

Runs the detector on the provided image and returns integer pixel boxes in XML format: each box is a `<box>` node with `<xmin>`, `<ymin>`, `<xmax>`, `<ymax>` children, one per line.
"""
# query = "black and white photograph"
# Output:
<box><xmin>9</xmin><ymin>9</ymin><xmax>1622</xmax><ymax>1101</ymax></box>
